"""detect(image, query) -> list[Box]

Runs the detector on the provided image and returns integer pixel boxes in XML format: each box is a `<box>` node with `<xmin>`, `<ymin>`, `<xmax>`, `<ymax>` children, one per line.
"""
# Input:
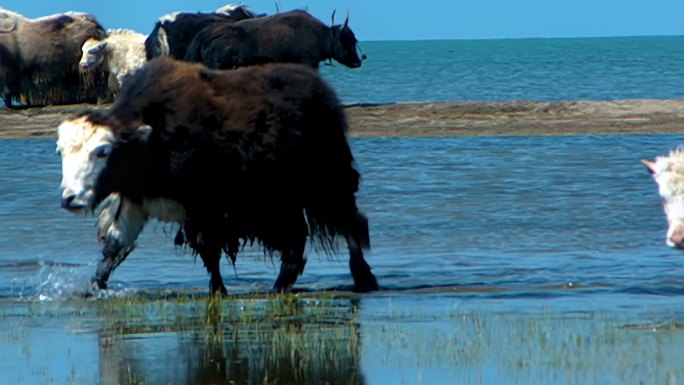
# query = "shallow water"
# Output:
<box><xmin>2</xmin><ymin>135</ymin><xmax>684</xmax><ymax>383</ymax></box>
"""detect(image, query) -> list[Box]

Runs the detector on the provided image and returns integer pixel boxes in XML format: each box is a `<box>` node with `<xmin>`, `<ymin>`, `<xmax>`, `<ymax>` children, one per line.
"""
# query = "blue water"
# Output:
<box><xmin>1</xmin><ymin>135</ymin><xmax>683</xmax><ymax>311</ymax></box>
<box><xmin>3</xmin><ymin>36</ymin><xmax>684</xmax><ymax>384</ymax></box>
<box><xmin>5</xmin><ymin>134</ymin><xmax>684</xmax><ymax>383</ymax></box>
<box><xmin>321</xmin><ymin>36</ymin><xmax>684</xmax><ymax>103</ymax></box>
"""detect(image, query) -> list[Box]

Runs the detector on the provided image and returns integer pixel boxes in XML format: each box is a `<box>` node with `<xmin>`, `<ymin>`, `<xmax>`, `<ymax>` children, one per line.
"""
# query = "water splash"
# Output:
<box><xmin>33</xmin><ymin>261</ymin><xmax>95</xmax><ymax>301</ymax></box>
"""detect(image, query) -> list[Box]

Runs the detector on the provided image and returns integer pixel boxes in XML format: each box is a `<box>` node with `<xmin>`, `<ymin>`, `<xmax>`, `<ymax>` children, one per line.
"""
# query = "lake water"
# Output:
<box><xmin>321</xmin><ymin>36</ymin><xmax>684</xmax><ymax>104</ymax></box>
<box><xmin>3</xmin><ymin>35</ymin><xmax>684</xmax><ymax>384</ymax></box>
<box><xmin>3</xmin><ymin>134</ymin><xmax>684</xmax><ymax>383</ymax></box>
<box><xmin>3</xmin><ymin>135</ymin><xmax>683</xmax><ymax>304</ymax></box>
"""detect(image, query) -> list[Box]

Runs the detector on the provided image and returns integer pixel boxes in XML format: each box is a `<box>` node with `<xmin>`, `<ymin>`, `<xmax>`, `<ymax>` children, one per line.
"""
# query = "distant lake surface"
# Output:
<box><xmin>321</xmin><ymin>36</ymin><xmax>684</xmax><ymax>103</ymax></box>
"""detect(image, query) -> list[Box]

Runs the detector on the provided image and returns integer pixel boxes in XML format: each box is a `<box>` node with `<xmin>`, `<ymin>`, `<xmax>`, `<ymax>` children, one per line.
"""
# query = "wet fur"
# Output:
<box><xmin>76</xmin><ymin>57</ymin><xmax>376</xmax><ymax>293</ymax></box>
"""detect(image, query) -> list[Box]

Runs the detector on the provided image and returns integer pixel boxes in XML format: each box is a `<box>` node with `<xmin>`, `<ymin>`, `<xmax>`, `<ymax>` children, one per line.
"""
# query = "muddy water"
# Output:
<box><xmin>1</xmin><ymin>135</ymin><xmax>684</xmax><ymax>383</ymax></box>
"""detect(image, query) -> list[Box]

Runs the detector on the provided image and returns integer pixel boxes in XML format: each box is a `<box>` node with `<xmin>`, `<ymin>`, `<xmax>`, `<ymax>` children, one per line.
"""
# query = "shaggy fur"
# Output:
<box><xmin>644</xmin><ymin>148</ymin><xmax>684</xmax><ymax>249</ymax></box>
<box><xmin>0</xmin><ymin>9</ymin><xmax>109</xmax><ymax>107</ymax></box>
<box><xmin>144</xmin><ymin>5</ymin><xmax>256</xmax><ymax>60</ymax></box>
<box><xmin>63</xmin><ymin>57</ymin><xmax>378</xmax><ymax>294</ymax></box>
<box><xmin>80</xmin><ymin>29</ymin><xmax>147</xmax><ymax>92</ymax></box>
<box><xmin>184</xmin><ymin>10</ymin><xmax>365</xmax><ymax>70</ymax></box>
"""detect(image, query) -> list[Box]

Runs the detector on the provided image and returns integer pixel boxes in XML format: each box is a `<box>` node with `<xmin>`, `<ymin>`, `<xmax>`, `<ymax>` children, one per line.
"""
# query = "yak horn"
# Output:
<box><xmin>331</xmin><ymin>10</ymin><xmax>336</xmax><ymax>27</ymax></box>
<box><xmin>343</xmin><ymin>10</ymin><xmax>349</xmax><ymax>28</ymax></box>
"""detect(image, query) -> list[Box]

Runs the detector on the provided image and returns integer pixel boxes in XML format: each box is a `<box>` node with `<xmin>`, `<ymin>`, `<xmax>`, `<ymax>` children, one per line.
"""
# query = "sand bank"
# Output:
<box><xmin>1</xmin><ymin>99</ymin><xmax>682</xmax><ymax>139</ymax></box>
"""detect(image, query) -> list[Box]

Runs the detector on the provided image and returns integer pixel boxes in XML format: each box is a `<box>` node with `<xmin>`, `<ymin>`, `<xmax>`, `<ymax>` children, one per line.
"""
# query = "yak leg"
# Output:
<box><xmin>94</xmin><ymin>236</ymin><xmax>135</xmax><ymax>290</ymax></box>
<box><xmin>183</xmin><ymin>218</ymin><xmax>228</xmax><ymax>294</ymax></box>
<box><xmin>273</xmin><ymin>214</ymin><xmax>308</xmax><ymax>291</ymax></box>
<box><xmin>200</xmin><ymin>246</ymin><xmax>227</xmax><ymax>295</ymax></box>
<box><xmin>346</xmin><ymin>212</ymin><xmax>379</xmax><ymax>292</ymax></box>
<box><xmin>186</xmin><ymin>220</ymin><xmax>228</xmax><ymax>295</ymax></box>
<box><xmin>93</xmin><ymin>195</ymin><xmax>147</xmax><ymax>290</ymax></box>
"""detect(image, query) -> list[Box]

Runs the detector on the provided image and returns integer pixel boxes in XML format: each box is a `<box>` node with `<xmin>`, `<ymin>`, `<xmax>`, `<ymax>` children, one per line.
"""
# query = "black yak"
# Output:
<box><xmin>184</xmin><ymin>10</ymin><xmax>366</xmax><ymax>70</ymax></box>
<box><xmin>144</xmin><ymin>4</ymin><xmax>258</xmax><ymax>60</ymax></box>
<box><xmin>56</xmin><ymin>56</ymin><xmax>379</xmax><ymax>294</ymax></box>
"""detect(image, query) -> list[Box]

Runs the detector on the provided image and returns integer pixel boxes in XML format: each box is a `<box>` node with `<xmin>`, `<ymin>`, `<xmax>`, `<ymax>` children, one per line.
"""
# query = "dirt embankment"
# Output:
<box><xmin>1</xmin><ymin>99</ymin><xmax>683</xmax><ymax>139</ymax></box>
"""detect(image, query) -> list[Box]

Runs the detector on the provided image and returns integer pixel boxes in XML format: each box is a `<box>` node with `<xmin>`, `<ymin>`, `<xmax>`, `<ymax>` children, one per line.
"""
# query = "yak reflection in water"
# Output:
<box><xmin>95</xmin><ymin>294</ymin><xmax>366</xmax><ymax>385</ymax></box>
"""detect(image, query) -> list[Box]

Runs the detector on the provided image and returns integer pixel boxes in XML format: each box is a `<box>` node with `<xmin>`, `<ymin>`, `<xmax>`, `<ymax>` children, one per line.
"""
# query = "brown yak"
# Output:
<box><xmin>0</xmin><ymin>8</ymin><xmax>109</xmax><ymax>107</ymax></box>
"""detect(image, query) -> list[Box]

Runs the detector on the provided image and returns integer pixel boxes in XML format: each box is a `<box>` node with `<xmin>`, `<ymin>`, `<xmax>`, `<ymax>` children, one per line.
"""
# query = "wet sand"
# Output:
<box><xmin>1</xmin><ymin>99</ymin><xmax>683</xmax><ymax>139</ymax></box>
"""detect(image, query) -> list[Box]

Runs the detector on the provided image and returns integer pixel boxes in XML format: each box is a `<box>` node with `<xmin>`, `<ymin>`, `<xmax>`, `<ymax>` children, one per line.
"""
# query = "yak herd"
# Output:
<box><xmin>0</xmin><ymin>4</ymin><xmax>365</xmax><ymax>108</ymax></box>
<box><xmin>46</xmin><ymin>3</ymin><xmax>378</xmax><ymax>294</ymax></box>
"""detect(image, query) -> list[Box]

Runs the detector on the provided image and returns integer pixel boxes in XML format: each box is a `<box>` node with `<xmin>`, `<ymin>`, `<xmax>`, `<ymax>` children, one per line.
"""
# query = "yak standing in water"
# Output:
<box><xmin>184</xmin><ymin>10</ymin><xmax>366</xmax><ymax>70</ymax></box>
<box><xmin>56</xmin><ymin>57</ymin><xmax>379</xmax><ymax>294</ymax></box>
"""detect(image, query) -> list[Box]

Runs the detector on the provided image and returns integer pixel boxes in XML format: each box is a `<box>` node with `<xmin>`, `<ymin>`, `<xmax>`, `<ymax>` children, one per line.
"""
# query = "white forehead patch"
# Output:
<box><xmin>81</xmin><ymin>38</ymin><xmax>100</xmax><ymax>53</ymax></box>
<box><xmin>56</xmin><ymin>115</ymin><xmax>114</xmax><ymax>156</ymax></box>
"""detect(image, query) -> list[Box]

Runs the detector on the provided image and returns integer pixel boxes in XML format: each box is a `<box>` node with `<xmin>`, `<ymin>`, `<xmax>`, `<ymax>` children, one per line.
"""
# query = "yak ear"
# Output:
<box><xmin>117</xmin><ymin>124</ymin><xmax>152</xmax><ymax>143</ymax></box>
<box><xmin>131</xmin><ymin>125</ymin><xmax>152</xmax><ymax>143</ymax></box>
<box><xmin>642</xmin><ymin>159</ymin><xmax>657</xmax><ymax>175</ymax></box>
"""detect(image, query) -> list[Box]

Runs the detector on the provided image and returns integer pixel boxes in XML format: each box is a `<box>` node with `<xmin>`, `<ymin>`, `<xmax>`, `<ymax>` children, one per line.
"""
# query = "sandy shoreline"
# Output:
<box><xmin>0</xmin><ymin>99</ymin><xmax>683</xmax><ymax>139</ymax></box>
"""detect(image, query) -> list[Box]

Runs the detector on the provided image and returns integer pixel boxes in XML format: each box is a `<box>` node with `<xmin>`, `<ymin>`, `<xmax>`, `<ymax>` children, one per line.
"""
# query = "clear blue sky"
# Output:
<box><xmin>1</xmin><ymin>0</ymin><xmax>682</xmax><ymax>41</ymax></box>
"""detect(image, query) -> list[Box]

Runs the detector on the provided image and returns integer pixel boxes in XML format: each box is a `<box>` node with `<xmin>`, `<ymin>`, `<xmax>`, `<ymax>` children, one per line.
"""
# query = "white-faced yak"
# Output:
<box><xmin>56</xmin><ymin>56</ymin><xmax>379</xmax><ymax>294</ymax></box>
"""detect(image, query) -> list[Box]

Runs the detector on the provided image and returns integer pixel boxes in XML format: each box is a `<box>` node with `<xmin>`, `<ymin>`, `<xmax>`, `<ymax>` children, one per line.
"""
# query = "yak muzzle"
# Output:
<box><xmin>60</xmin><ymin>193</ymin><xmax>91</xmax><ymax>212</ymax></box>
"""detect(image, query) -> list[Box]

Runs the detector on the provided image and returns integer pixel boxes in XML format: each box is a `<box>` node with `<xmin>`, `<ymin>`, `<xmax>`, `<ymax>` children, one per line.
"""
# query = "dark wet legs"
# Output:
<box><xmin>273</xmin><ymin>239</ymin><xmax>307</xmax><ymax>291</ymax></box>
<box><xmin>347</xmin><ymin>212</ymin><xmax>378</xmax><ymax>292</ymax></box>
<box><xmin>92</xmin><ymin>238</ymin><xmax>134</xmax><ymax>290</ymax></box>
<box><xmin>348</xmin><ymin>246</ymin><xmax>378</xmax><ymax>292</ymax></box>
<box><xmin>185</xmin><ymin>219</ymin><xmax>228</xmax><ymax>295</ymax></box>
<box><xmin>194</xmin><ymin>241</ymin><xmax>227</xmax><ymax>295</ymax></box>
<box><xmin>203</xmin><ymin>249</ymin><xmax>228</xmax><ymax>295</ymax></box>
<box><xmin>92</xmin><ymin>195</ymin><xmax>145</xmax><ymax>291</ymax></box>
<box><xmin>273</xmin><ymin>217</ymin><xmax>308</xmax><ymax>291</ymax></box>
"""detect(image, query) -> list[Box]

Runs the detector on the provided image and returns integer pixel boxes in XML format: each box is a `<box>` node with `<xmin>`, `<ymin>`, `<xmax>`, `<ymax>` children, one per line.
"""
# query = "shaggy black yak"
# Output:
<box><xmin>56</xmin><ymin>57</ymin><xmax>378</xmax><ymax>294</ymax></box>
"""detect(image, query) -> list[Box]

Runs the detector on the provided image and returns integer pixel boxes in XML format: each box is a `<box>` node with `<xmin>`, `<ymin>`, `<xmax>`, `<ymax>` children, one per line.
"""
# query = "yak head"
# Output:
<box><xmin>330</xmin><ymin>11</ymin><xmax>366</xmax><ymax>68</ymax></box>
<box><xmin>643</xmin><ymin>149</ymin><xmax>684</xmax><ymax>249</ymax></box>
<box><xmin>80</xmin><ymin>38</ymin><xmax>107</xmax><ymax>69</ymax></box>
<box><xmin>0</xmin><ymin>9</ymin><xmax>22</xmax><ymax>33</ymax></box>
<box><xmin>56</xmin><ymin>112</ymin><xmax>150</xmax><ymax>213</ymax></box>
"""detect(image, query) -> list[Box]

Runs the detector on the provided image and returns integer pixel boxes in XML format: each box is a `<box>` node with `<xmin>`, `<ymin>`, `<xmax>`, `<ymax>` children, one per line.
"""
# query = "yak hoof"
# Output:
<box><xmin>80</xmin><ymin>278</ymin><xmax>107</xmax><ymax>298</ymax></box>
<box><xmin>352</xmin><ymin>272</ymin><xmax>379</xmax><ymax>293</ymax></box>
<box><xmin>273</xmin><ymin>282</ymin><xmax>293</xmax><ymax>293</ymax></box>
<box><xmin>273</xmin><ymin>262</ymin><xmax>305</xmax><ymax>292</ymax></box>
<box><xmin>210</xmin><ymin>280</ymin><xmax>228</xmax><ymax>295</ymax></box>
<box><xmin>90</xmin><ymin>277</ymin><xmax>107</xmax><ymax>291</ymax></box>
